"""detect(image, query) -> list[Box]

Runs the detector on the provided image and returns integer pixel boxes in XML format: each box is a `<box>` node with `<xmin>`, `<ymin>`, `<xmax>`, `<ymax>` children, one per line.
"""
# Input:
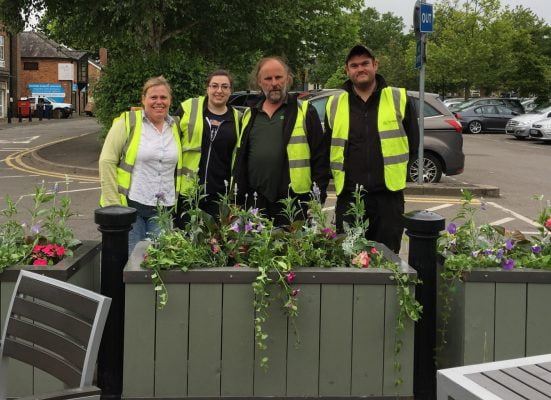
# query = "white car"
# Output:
<box><xmin>529</xmin><ymin>117</ymin><xmax>551</xmax><ymax>141</ymax></box>
<box><xmin>505</xmin><ymin>104</ymin><xmax>551</xmax><ymax>140</ymax></box>
<box><xmin>26</xmin><ymin>96</ymin><xmax>74</xmax><ymax>118</ymax></box>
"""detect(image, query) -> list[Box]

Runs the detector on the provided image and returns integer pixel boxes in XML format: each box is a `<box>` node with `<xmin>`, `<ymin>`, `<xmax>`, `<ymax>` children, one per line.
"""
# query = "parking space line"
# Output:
<box><xmin>487</xmin><ymin>201</ymin><xmax>540</xmax><ymax>227</ymax></box>
<box><xmin>426</xmin><ymin>203</ymin><xmax>454</xmax><ymax>212</ymax></box>
<box><xmin>489</xmin><ymin>217</ymin><xmax>515</xmax><ymax>226</ymax></box>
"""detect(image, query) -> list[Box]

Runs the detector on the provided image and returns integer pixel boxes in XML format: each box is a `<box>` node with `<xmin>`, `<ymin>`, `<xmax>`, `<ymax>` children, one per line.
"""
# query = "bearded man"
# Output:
<box><xmin>232</xmin><ymin>56</ymin><xmax>329</xmax><ymax>226</ymax></box>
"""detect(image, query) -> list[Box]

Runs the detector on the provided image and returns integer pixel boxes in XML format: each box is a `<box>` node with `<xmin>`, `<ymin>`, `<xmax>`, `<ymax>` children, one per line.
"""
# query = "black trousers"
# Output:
<box><xmin>335</xmin><ymin>190</ymin><xmax>405</xmax><ymax>253</ymax></box>
<box><xmin>174</xmin><ymin>194</ymin><xmax>221</xmax><ymax>230</ymax></box>
<box><xmin>245</xmin><ymin>192</ymin><xmax>309</xmax><ymax>228</ymax></box>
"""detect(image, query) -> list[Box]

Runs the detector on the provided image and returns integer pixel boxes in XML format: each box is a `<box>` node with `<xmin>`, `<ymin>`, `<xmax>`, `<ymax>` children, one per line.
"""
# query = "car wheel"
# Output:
<box><xmin>468</xmin><ymin>120</ymin><xmax>482</xmax><ymax>134</ymax></box>
<box><xmin>408</xmin><ymin>153</ymin><xmax>443</xmax><ymax>183</ymax></box>
<box><xmin>515</xmin><ymin>136</ymin><xmax>526</xmax><ymax>140</ymax></box>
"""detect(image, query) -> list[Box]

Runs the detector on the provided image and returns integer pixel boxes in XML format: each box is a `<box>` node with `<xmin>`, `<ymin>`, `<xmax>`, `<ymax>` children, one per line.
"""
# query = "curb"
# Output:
<box><xmin>30</xmin><ymin>150</ymin><xmax>99</xmax><ymax>178</ymax></box>
<box><xmin>327</xmin><ymin>183</ymin><xmax>500</xmax><ymax>198</ymax></box>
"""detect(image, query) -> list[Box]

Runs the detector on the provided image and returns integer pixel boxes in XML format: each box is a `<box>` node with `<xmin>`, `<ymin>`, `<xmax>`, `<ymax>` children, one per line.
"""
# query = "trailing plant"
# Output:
<box><xmin>436</xmin><ymin>190</ymin><xmax>551</xmax><ymax>363</ymax></box>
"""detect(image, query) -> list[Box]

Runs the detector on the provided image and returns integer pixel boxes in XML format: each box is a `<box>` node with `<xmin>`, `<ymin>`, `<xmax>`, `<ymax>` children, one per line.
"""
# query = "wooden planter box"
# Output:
<box><xmin>0</xmin><ymin>240</ymin><xmax>102</xmax><ymax>398</ymax></box>
<box><xmin>437</xmin><ymin>262</ymin><xmax>551</xmax><ymax>369</ymax></box>
<box><xmin>123</xmin><ymin>241</ymin><xmax>417</xmax><ymax>399</ymax></box>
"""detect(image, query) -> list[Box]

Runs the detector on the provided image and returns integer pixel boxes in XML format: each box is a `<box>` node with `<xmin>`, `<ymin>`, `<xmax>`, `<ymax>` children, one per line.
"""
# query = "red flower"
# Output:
<box><xmin>352</xmin><ymin>251</ymin><xmax>371</xmax><ymax>268</ymax></box>
<box><xmin>33</xmin><ymin>245</ymin><xmax>43</xmax><ymax>254</ymax></box>
<box><xmin>55</xmin><ymin>246</ymin><xmax>66</xmax><ymax>257</ymax></box>
<box><xmin>42</xmin><ymin>244</ymin><xmax>55</xmax><ymax>257</ymax></box>
<box><xmin>285</xmin><ymin>271</ymin><xmax>296</xmax><ymax>283</ymax></box>
<box><xmin>33</xmin><ymin>258</ymin><xmax>48</xmax><ymax>266</ymax></box>
<box><xmin>545</xmin><ymin>218</ymin><xmax>551</xmax><ymax>230</ymax></box>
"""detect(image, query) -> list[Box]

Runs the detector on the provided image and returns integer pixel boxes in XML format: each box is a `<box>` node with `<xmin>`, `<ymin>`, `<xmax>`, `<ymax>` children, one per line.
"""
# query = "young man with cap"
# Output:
<box><xmin>325</xmin><ymin>45</ymin><xmax>419</xmax><ymax>253</ymax></box>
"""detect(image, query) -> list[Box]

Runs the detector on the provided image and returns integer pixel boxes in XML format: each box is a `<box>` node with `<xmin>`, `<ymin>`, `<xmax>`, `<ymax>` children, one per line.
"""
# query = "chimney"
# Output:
<box><xmin>99</xmin><ymin>48</ymin><xmax>108</xmax><ymax>67</ymax></box>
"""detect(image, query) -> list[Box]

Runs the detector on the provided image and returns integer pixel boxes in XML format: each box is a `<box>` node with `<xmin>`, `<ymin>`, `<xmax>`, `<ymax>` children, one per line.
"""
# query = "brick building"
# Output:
<box><xmin>19</xmin><ymin>31</ymin><xmax>88</xmax><ymax>115</ymax></box>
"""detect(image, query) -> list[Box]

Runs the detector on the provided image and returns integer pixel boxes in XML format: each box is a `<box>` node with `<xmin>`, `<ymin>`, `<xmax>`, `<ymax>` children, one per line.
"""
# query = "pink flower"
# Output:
<box><xmin>352</xmin><ymin>251</ymin><xmax>371</xmax><ymax>268</ymax></box>
<box><xmin>55</xmin><ymin>246</ymin><xmax>65</xmax><ymax>257</ymax></box>
<box><xmin>291</xmin><ymin>288</ymin><xmax>301</xmax><ymax>297</ymax></box>
<box><xmin>285</xmin><ymin>271</ymin><xmax>296</xmax><ymax>283</ymax></box>
<box><xmin>33</xmin><ymin>258</ymin><xmax>48</xmax><ymax>266</ymax></box>
<box><xmin>545</xmin><ymin>218</ymin><xmax>551</xmax><ymax>230</ymax></box>
<box><xmin>42</xmin><ymin>244</ymin><xmax>55</xmax><ymax>257</ymax></box>
<box><xmin>370</xmin><ymin>247</ymin><xmax>378</xmax><ymax>255</ymax></box>
<box><xmin>32</xmin><ymin>245</ymin><xmax>43</xmax><ymax>254</ymax></box>
<box><xmin>212</xmin><ymin>244</ymin><xmax>220</xmax><ymax>254</ymax></box>
<box><xmin>322</xmin><ymin>228</ymin><xmax>336</xmax><ymax>239</ymax></box>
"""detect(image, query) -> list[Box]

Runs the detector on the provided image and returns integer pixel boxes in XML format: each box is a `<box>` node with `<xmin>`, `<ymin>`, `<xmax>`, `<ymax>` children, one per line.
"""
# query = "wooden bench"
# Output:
<box><xmin>437</xmin><ymin>354</ymin><xmax>551</xmax><ymax>399</ymax></box>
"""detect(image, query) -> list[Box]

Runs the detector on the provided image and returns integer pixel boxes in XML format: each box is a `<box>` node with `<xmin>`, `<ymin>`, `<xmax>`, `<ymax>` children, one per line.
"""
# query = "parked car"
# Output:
<box><xmin>505</xmin><ymin>103</ymin><xmax>551</xmax><ymax>140</ymax></box>
<box><xmin>227</xmin><ymin>90</ymin><xmax>262</xmax><ymax>111</ymax></box>
<box><xmin>443</xmin><ymin>97</ymin><xmax>467</xmax><ymax>109</ymax></box>
<box><xmin>306</xmin><ymin>89</ymin><xmax>464</xmax><ymax>183</ymax></box>
<box><xmin>25</xmin><ymin>96</ymin><xmax>74</xmax><ymax>118</ymax></box>
<box><xmin>454</xmin><ymin>105</ymin><xmax>518</xmax><ymax>134</ymax></box>
<box><xmin>529</xmin><ymin>117</ymin><xmax>551</xmax><ymax>141</ymax></box>
<box><xmin>521</xmin><ymin>97</ymin><xmax>538</xmax><ymax>113</ymax></box>
<box><xmin>450</xmin><ymin>97</ymin><xmax>525</xmax><ymax>114</ymax></box>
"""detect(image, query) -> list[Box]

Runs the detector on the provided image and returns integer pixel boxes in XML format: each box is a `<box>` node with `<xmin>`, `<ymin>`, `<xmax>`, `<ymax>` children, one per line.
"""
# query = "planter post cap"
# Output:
<box><xmin>403</xmin><ymin>210</ymin><xmax>445</xmax><ymax>233</ymax></box>
<box><xmin>94</xmin><ymin>206</ymin><xmax>137</xmax><ymax>227</ymax></box>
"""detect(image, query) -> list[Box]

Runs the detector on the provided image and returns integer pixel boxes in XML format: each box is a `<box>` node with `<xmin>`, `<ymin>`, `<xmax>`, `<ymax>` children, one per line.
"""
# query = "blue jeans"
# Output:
<box><xmin>127</xmin><ymin>199</ymin><xmax>161</xmax><ymax>256</ymax></box>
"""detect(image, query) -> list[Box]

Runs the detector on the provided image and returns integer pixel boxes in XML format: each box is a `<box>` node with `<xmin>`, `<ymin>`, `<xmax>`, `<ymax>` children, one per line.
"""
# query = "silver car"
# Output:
<box><xmin>307</xmin><ymin>89</ymin><xmax>464</xmax><ymax>183</ymax></box>
<box><xmin>506</xmin><ymin>104</ymin><xmax>551</xmax><ymax>140</ymax></box>
<box><xmin>529</xmin><ymin>117</ymin><xmax>551</xmax><ymax>141</ymax></box>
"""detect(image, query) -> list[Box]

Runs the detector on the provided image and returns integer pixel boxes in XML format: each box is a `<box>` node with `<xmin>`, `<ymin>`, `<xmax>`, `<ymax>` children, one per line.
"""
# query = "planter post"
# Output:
<box><xmin>95</xmin><ymin>206</ymin><xmax>136</xmax><ymax>400</ymax></box>
<box><xmin>404</xmin><ymin>210</ymin><xmax>445</xmax><ymax>400</ymax></box>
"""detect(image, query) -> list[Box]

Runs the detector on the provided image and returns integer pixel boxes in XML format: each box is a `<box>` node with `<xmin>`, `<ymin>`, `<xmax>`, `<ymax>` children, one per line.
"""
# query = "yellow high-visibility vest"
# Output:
<box><xmin>100</xmin><ymin>110</ymin><xmax>183</xmax><ymax>206</ymax></box>
<box><xmin>326</xmin><ymin>87</ymin><xmax>409</xmax><ymax>194</ymax></box>
<box><xmin>237</xmin><ymin>100</ymin><xmax>312</xmax><ymax>194</ymax></box>
<box><xmin>179</xmin><ymin>96</ymin><xmax>240</xmax><ymax>194</ymax></box>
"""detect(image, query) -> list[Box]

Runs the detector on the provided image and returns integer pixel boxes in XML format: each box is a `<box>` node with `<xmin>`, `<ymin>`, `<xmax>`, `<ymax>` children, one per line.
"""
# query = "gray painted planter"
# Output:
<box><xmin>438</xmin><ymin>262</ymin><xmax>551</xmax><ymax>369</ymax></box>
<box><xmin>122</xmin><ymin>241</ymin><xmax>417</xmax><ymax>399</ymax></box>
<box><xmin>0</xmin><ymin>240</ymin><xmax>102</xmax><ymax>398</ymax></box>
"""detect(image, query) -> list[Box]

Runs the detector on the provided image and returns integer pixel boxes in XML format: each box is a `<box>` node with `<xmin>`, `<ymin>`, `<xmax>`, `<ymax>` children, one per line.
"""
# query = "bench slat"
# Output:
<box><xmin>501</xmin><ymin>367</ymin><xmax>551</xmax><ymax>397</ymax></box>
<box><xmin>466</xmin><ymin>372</ymin><xmax>527</xmax><ymax>400</ymax></box>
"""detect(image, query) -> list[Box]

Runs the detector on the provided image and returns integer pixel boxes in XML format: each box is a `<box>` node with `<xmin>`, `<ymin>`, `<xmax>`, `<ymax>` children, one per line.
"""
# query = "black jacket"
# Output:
<box><xmin>232</xmin><ymin>94</ymin><xmax>330</xmax><ymax>203</ymax></box>
<box><xmin>325</xmin><ymin>75</ymin><xmax>419</xmax><ymax>193</ymax></box>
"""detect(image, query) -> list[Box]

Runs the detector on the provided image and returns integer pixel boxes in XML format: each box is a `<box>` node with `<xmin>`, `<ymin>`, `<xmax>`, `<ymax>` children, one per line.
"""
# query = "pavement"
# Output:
<box><xmin>4</xmin><ymin>117</ymin><xmax>500</xmax><ymax>198</ymax></box>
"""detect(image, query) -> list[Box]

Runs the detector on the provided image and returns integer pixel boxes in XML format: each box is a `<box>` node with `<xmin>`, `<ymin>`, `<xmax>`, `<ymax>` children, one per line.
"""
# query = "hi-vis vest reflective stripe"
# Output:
<box><xmin>179</xmin><ymin>96</ymin><xmax>240</xmax><ymax>194</ymax></box>
<box><xmin>99</xmin><ymin>110</ymin><xmax>184</xmax><ymax>207</ymax></box>
<box><xmin>326</xmin><ymin>87</ymin><xmax>409</xmax><ymax>195</ymax></box>
<box><xmin>238</xmin><ymin>100</ymin><xmax>312</xmax><ymax>194</ymax></box>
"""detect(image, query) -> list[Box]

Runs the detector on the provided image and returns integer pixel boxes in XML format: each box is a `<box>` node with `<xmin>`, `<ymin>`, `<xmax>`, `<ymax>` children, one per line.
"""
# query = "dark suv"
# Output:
<box><xmin>228</xmin><ymin>90</ymin><xmax>263</xmax><ymax>111</ymax></box>
<box><xmin>451</xmin><ymin>97</ymin><xmax>525</xmax><ymax>114</ymax></box>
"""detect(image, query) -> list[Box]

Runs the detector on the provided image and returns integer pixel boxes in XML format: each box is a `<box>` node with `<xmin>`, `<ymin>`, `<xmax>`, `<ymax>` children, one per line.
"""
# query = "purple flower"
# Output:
<box><xmin>501</xmin><ymin>258</ymin><xmax>515</xmax><ymax>270</ymax></box>
<box><xmin>496</xmin><ymin>248</ymin><xmax>504</xmax><ymax>259</ymax></box>
<box><xmin>31</xmin><ymin>224</ymin><xmax>41</xmax><ymax>234</ymax></box>
<box><xmin>322</xmin><ymin>227</ymin><xmax>336</xmax><ymax>240</ymax></box>
<box><xmin>447</xmin><ymin>223</ymin><xmax>457</xmax><ymax>235</ymax></box>
<box><xmin>532</xmin><ymin>244</ymin><xmax>542</xmax><ymax>254</ymax></box>
<box><xmin>285</xmin><ymin>271</ymin><xmax>296</xmax><ymax>283</ymax></box>
<box><xmin>504</xmin><ymin>239</ymin><xmax>513</xmax><ymax>251</ymax></box>
<box><xmin>471</xmin><ymin>250</ymin><xmax>480</xmax><ymax>257</ymax></box>
<box><xmin>250</xmin><ymin>208</ymin><xmax>259</xmax><ymax>216</ymax></box>
<box><xmin>244</xmin><ymin>220</ymin><xmax>253</xmax><ymax>233</ymax></box>
<box><xmin>231</xmin><ymin>222</ymin><xmax>240</xmax><ymax>233</ymax></box>
<box><xmin>255</xmin><ymin>223</ymin><xmax>264</xmax><ymax>233</ymax></box>
<box><xmin>53</xmin><ymin>182</ymin><xmax>60</xmax><ymax>194</ymax></box>
<box><xmin>483</xmin><ymin>249</ymin><xmax>493</xmax><ymax>256</ymax></box>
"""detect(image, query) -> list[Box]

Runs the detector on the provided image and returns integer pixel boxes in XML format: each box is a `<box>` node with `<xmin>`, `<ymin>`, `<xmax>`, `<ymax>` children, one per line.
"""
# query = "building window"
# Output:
<box><xmin>24</xmin><ymin>62</ymin><xmax>39</xmax><ymax>70</ymax></box>
<box><xmin>0</xmin><ymin>36</ymin><xmax>4</xmax><ymax>68</ymax></box>
<box><xmin>0</xmin><ymin>82</ymin><xmax>5</xmax><ymax>118</ymax></box>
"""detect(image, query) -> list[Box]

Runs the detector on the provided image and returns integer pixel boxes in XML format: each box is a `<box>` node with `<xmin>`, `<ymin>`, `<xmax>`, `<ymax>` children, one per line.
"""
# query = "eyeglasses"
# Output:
<box><xmin>208</xmin><ymin>83</ymin><xmax>231</xmax><ymax>91</ymax></box>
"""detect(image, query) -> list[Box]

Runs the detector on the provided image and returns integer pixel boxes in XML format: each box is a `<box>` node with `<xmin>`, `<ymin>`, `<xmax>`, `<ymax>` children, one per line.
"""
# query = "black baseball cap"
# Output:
<box><xmin>345</xmin><ymin>45</ymin><xmax>376</xmax><ymax>64</ymax></box>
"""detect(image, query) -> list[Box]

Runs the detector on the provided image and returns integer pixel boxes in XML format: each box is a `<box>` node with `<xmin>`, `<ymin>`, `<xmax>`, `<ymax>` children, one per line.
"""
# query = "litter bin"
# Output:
<box><xmin>17</xmin><ymin>100</ymin><xmax>31</xmax><ymax>118</ymax></box>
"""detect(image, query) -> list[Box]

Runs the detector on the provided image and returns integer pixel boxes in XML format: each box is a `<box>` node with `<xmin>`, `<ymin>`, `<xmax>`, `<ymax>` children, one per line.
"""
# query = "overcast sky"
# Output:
<box><xmin>365</xmin><ymin>0</ymin><xmax>551</xmax><ymax>29</ymax></box>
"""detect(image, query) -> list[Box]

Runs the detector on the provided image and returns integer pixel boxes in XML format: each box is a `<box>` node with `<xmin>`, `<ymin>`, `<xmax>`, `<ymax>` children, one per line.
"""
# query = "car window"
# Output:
<box><xmin>474</xmin><ymin>107</ymin><xmax>483</xmax><ymax>114</ymax></box>
<box><xmin>310</xmin><ymin>97</ymin><xmax>330</xmax><ymax>122</ymax></box>
<box><xmin>496</xmin><ymin>106</ymin><xmax>513</xmax><ymax>114</ymax></box>
<box><xmin>412</xmin><ymin>98</ymin><xmax>442</xmax><ymax>117</ymax></box>
<box><xmin>480</xmin><ymin>105</ymin><xmax>498</xmax><ymax>114</ymax></box>
<box><xmin>228</xmin><ymin>94</ymin><xmax>247</xmax><ymax>107</ymax></box>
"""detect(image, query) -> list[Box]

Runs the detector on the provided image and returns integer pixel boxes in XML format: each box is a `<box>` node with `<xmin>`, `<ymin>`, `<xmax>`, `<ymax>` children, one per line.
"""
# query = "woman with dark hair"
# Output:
<box><xmin>174</xmin><ymin>70</ymin><xmax>241</xmax><ymax>224</ymax></box>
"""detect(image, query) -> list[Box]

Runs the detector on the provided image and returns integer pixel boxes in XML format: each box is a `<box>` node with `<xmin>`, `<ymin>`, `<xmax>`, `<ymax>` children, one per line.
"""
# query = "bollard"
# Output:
<box><xmin>404</xmin><ymin>210</ymin><xmax>445</xmax><ymax>400</ymax></box>
<box><xmin>7</xmin><ymin>106</ymin><xmax>12</xmax><ymax>124</ymax></box>
<box><xmin>29</xmin><ymin>109</ymin><xmax>32</xmax><ymax>122</ymax></box>
<box><xmin>95</xmin><ymin>206</ymin><xmax>136</xmax><ymax>400</ymax></box>
<box><xmin>18</xmin><ymin>107</ymin><xmax>22</xmax><ymax>123</ymax></box>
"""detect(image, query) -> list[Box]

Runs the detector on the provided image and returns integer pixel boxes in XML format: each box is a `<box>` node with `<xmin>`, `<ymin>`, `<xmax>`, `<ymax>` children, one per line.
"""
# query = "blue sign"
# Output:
<box><xmin>420</xmin><ymin>3</ymin><xmax>434</xmax><ymax>33</ymax></box>
<box><xmin>72</xmin><ymin>83</ymin><xmax>77</xmax><ymax>92</ymax></box>
<box><xmin>28</xmin><ymin>83</ymin><xmax>65</xmax><ymax>102</ymax></box>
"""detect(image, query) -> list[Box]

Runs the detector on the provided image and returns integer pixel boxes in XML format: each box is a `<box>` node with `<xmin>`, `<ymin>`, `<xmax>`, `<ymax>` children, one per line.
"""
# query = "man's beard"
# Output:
<box><xmin>264</xmin><ymin>86</ymin><xmax>287</xmax><ymax>104</ymax></box>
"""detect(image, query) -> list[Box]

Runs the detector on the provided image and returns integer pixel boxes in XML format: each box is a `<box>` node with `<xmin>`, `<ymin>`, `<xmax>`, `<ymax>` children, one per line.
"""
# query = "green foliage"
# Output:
<box><xmin>93</xmin><ymin>52</ymin><xmax>210</xmax><ymax>139</ymax></box>
<box><xmin>0</xmin><ymin>180</ymin><xmax>80</xmax><ymax>272</ymax></box>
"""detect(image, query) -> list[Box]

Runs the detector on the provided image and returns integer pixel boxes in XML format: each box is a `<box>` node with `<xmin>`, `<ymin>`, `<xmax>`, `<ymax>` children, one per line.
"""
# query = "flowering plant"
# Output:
<box><xmin>436</xmin><ymin>190</ymin><xmax>551</xmax><ymax>359</ymax></box>
<box><xmin>0</xmin><ymin>180</ymin><xmax>81</xmax><ymax>273</ymax></box>
<box><xmin>142</xmin><ymin>179</ymin><xmax>421</xmax><ymax>375</ymax></box>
